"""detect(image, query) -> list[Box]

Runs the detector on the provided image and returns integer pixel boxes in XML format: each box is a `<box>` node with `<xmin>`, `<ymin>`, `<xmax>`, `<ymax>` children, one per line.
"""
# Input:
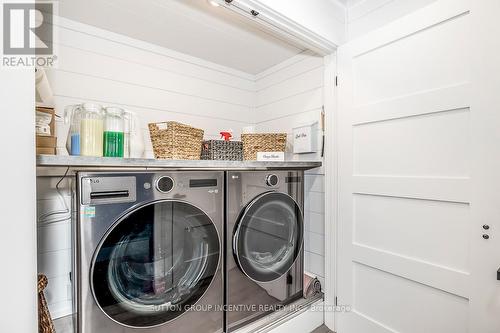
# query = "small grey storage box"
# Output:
<box><xmin>201</xmin><ymin>140</ymin><xmax>243</xmax><ymax>161</ymax></box>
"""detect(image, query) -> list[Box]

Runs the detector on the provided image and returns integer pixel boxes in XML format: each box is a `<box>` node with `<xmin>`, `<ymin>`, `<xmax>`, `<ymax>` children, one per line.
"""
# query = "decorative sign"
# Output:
<box><xmin>293</xmin><ymin>122</ymin><xmax>318</xmax><ymax>154</ymax></box>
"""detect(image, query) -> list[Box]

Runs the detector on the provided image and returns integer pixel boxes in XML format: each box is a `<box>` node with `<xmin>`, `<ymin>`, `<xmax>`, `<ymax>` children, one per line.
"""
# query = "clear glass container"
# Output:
<box><xmin>103</xmin><ymin>107</ymin><xmax>125</xmax><ymax>157</ymax></box>
<box><xmin>123</xmin><ymin>111</ymin><xmax>131</xmax><ymax>158</ymax></box>
<box><xmin>124</xmin><ymin>111</ymin><xmax>145</xmax><ymax>158</ymax></box>
<box><xmin>80</xmin><ymin>103</ymin><xmax>105</xmax><ymax>157</ymax></box>
<box><xmin>64</xmin><ymin>104</ymin><xmax>82</xmax><ymax>156</ymax></box>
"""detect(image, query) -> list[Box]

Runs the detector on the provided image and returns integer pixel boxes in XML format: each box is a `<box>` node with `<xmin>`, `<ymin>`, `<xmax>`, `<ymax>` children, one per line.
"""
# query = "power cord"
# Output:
<box><xmin>37</xmin><ymin>167</ymin><xmax>72</xmax><ymax>226</ymax></box>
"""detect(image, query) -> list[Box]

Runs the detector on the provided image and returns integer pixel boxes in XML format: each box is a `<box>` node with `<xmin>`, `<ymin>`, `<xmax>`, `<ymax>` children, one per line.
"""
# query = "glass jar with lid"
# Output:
<box><xmin>103</xmin><ymin>107</ymin><xmax>125</xmax><ymax>157</ymax></box>
<box><xmin>80</xmin><ymin>103</ymin><xmax>105</xmax><ymax>157</ymax></box>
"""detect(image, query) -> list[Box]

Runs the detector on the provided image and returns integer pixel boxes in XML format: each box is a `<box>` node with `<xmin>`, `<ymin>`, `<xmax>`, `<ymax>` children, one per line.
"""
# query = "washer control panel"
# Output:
<box><xmin>265</xmin><ymin>174</ymin><xmax>279</xmax><ymax>187</ymax></box>
<box><xmin>81</xmin><ymin>176</ymin><xmax>136</xmax><ymax>205</ymax></box>
<box><xmin>156</xmin><ymin>176</ymin><xmax>175</xmax><ymax>193</ymax></box>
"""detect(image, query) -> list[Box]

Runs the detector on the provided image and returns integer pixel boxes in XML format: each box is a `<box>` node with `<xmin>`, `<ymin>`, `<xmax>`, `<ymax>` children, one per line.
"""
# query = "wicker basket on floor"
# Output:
<box><xmin>241</xmin><ymin>133</ymin><xmax>287</xmax><ymax>160</ymax></box>
<box><xmin>38</xmin><ymin>274</ymin><xmax>55</xmax><ymax>333</ymax></box>
<box><xmin>148</xmin><ymin>121</ymin><xmax>204</xmax><ymax>160</ymax></box>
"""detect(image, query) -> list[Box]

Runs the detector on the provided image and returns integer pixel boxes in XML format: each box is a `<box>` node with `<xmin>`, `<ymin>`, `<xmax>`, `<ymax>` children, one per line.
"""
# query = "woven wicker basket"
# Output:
<box><xmin>241</xmin><ymin>133</ymin><xmax>287</xmax><ymax>160</ymax></box>
<box><xmin>38</xmin><ymin>274</ymin><xmax>55</xmax><ymax>333</ymax></box>
<box><xmin>148</xmin><ymin>121</ymin><xmax>204</xmax><ymax>160</ymax></box>
<box><xmin>201</xmin><ymin>140</ymin><xmax>243</xmax><ymax>161</ymax></box>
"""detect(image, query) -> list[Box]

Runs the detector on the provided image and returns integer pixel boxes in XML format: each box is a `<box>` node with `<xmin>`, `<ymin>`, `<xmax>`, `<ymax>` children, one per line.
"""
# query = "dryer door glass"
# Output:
<box><xmin>91</xmin><ymin>200</ymin><xmax>220</xmax><ymax>328</ymax></box>
<box><xmin>234</xmin><ymin>192</ymin><xmax>303</xmax><ymax>283</ymax></box>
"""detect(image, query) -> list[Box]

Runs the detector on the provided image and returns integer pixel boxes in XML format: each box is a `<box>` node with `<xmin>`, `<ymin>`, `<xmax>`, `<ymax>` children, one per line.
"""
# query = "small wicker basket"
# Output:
<box><xmin>201</xmin><ymin>140</ymin><xmax>243</xmax><ymax>161</ymax></box>
<box><xmin>241</xmin><ymin>133</ymin><xmax>287</xmax><ymax>160</ymax></box>
<box><xmin>148</xmin><ymin>121</ymin><xmax>204</xmax><ymax>160</ymax></box>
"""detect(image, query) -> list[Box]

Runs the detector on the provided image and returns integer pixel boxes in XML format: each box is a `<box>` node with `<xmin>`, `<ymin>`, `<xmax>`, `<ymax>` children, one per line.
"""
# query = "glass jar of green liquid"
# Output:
<box><xmin>103</xmin><ymin>107</ymin><xmax>125</xmax><ymax>157</ymax></box>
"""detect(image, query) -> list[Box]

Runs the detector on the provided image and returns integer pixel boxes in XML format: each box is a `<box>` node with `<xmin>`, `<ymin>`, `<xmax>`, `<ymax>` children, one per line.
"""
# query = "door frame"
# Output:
<box><xmin>323</xmin><ymin>53</ymin><xmax>338</xmax><ymax>331</ymax></box>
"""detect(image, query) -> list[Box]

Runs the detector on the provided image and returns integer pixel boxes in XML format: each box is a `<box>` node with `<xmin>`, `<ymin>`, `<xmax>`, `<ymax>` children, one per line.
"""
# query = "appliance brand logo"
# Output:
<box><xmin>2</xmin><ymin>1</ymin><xmax>57</xmax><ymax>67</ymax></box>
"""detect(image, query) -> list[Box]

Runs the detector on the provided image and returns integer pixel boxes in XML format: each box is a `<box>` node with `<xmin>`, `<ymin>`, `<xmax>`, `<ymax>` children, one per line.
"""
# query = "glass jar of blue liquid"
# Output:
<box><xmin>64</xmin><ymin>104</ymin><xmax>82</xmax><ymax>156</ymax></box>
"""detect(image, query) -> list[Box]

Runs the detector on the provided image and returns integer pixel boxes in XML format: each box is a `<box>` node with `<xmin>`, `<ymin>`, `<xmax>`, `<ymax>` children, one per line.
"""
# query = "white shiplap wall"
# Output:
<box><xmin>38</xmin><ymin>19</ymin><xmax>326</xmax><ymax>319</ymax></box>
<box><xmin>255</xmin><ymin>52</ymin><xmax>326</xmax><ymax>287</ymax></box>
<box><xmin>347</xmin><ymin>0</ymin><xmax>438</xmax><ymax>40</ymax></box>
<box><xmin>47</xmin><ymin>18</ymin><xmax>255</xmax><ymax>156</ymax></box>
<box><xmin>37</xmin><ymin>177</ymin><xmax>73</xmax><ymax>319</ymax></box>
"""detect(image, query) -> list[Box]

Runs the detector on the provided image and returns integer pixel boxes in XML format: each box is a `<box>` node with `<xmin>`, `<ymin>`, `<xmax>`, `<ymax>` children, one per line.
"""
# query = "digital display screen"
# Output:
<box><xmin>189</xmin><ymin>179</ymin><xmax>218</xmax><ymax>188</ymax></box>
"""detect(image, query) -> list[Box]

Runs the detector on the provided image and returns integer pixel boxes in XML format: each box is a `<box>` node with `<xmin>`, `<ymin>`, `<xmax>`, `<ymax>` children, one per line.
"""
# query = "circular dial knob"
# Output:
<box><xmin>266</xmin><ymin>174</ymin><xmax>279</xmax><ymax>187</ymax></box>
<box><xmin>156</xmin><ymin>176</ymin><xmax>174</xmax><ymax>193</ymax></box>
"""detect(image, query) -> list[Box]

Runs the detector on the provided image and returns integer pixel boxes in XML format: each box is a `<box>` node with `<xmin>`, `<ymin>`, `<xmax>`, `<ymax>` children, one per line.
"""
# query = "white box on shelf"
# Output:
<box><xmin>257</xmin><ymin>152</ymin><xmax>285</xmax><ymax>161</ymax></box>
<box><xmin>293</xmin><ymin>122</ymin><xmax>319</xmax><ymax>154</ymax></box>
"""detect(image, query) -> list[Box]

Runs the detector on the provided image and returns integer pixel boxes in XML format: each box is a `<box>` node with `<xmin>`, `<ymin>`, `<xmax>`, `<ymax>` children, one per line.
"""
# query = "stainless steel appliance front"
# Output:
<box><xmin>76</xmin><ymin>171</ymin><xmax>224</xmax><ymax>333</ymax></box>
<box><xmin>226</xmin><ymin>171</ymin><xmax>304</xmax><ymax>332</ymax></box>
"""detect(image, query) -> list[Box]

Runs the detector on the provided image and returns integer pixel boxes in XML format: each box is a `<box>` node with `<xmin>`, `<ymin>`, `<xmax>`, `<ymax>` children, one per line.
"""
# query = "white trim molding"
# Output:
<box><xmin>323</xmin><ymin>53</ymin><xmax>338</xmax><ymax>331</ymax></box>
<box><xmin>214</xmin><ymin>0</ymin><xmax>339</xmax><ymax>55</ymax></box>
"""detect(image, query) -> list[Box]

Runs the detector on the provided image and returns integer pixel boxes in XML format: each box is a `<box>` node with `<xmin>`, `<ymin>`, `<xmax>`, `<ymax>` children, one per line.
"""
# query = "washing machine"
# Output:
<box><xmin>226</xmin><ymin>171</ymin><xmax>304</xmax><ymax>332</ymax></box>
<box><xmin>75</xmin><ymin>171</ymin><xmax>224</xmax><ymax>333</ymax></box>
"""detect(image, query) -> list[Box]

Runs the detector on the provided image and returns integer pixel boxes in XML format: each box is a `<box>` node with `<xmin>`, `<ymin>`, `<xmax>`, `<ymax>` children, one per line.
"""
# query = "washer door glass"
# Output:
<box><xmin>234</xmin><ymin>192</ymin><xmax>303</xmax><ymax>283</ymax></box>
<box><xmin>91</xmin><ymin>200</ymin><xmax>220</xmax><ymax>328</ymax></box>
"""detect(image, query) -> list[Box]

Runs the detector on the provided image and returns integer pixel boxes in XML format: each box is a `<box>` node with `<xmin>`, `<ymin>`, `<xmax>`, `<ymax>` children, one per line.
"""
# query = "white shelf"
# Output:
<box><xmin>36</xmin><ymin>155</ymin><xmax>322</xmax><ymax>171</ymax></box>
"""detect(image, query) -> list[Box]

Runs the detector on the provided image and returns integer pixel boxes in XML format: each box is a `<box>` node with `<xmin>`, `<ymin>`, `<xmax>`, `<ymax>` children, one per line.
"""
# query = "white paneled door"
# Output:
<box><xmin>336</xmin><ymin>0</ymin><xmax>500</xmax><ymax>332</ymax></box>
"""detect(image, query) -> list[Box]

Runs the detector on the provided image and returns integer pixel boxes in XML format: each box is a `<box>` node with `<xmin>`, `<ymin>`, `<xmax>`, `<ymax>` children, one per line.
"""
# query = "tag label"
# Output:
<box><xmin>82</xmin><ymin>206</ymin><xmax>96</xmax><ymax>218</ymax></box>
<box><xmin>157</xmin><ymin>123</ymin><xmax>168</xmax><ymax>130</ymax></box>
<box><xmin>257</xmin><ymin>152</ymin><xmax>285</xmax><ymax>161</ymax></box>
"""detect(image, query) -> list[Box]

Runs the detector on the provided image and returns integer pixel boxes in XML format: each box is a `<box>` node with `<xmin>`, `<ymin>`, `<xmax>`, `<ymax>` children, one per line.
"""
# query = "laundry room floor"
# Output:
<box><xmin>53</xmin><ymin>315</ymin><xmax>72</xmax><ymax>333</ymax></box>
<box><xmin>53</xmin><ymin>317</ymin><xmax>333</xmax><ymax>333</ymax></box>
<box><xmin>310</xmin><ymin>325</ymin><xmax>333</xmax><ymax>333</ymax></box>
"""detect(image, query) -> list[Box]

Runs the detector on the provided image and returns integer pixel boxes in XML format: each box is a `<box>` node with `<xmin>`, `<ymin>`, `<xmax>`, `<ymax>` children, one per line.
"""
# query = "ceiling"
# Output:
<box><xmin>338</xmin><ymin>0</ymin><xmax>364</xmax><ymax>7</ymax></box>
<box><xmin>58</xmin><ymin>0</ymin><xmax>310</xmax><ymax>75</ymax></box>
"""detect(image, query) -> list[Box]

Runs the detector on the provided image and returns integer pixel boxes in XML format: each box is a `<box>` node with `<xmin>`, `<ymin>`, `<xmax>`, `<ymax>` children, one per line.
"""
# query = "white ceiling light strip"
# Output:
<box><xmin>212</xmin><ymin>0</ymin><xmax>337</xmax><ymax>55</ymax></box>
